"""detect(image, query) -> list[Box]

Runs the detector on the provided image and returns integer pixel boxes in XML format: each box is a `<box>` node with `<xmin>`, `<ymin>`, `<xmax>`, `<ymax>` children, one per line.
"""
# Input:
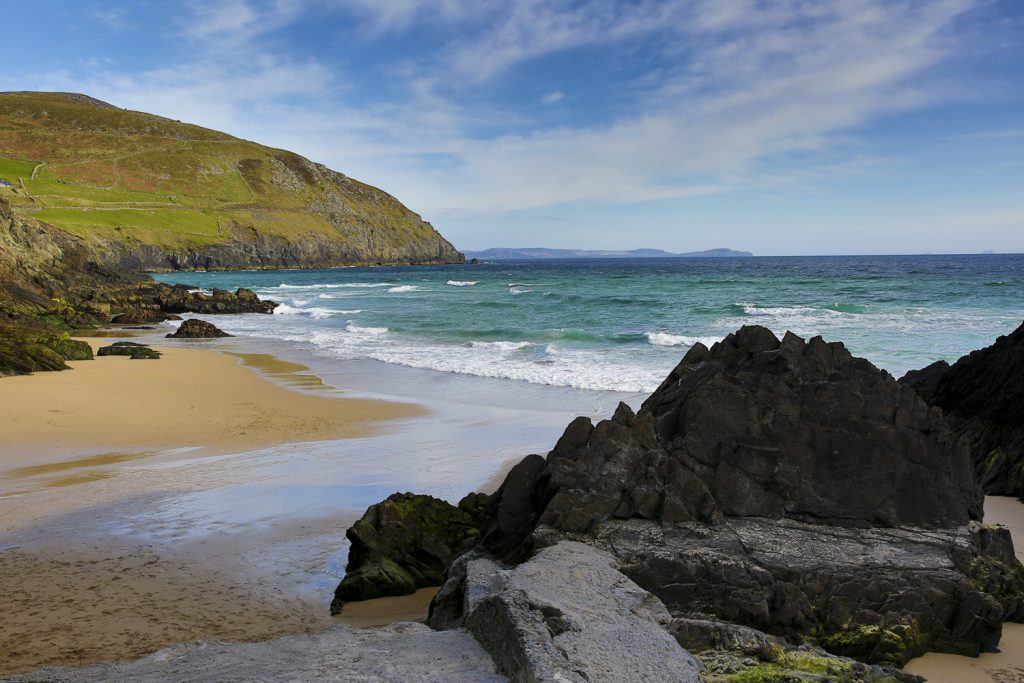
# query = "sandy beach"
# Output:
<box><xmin>0</xmin><ymin>339</ymin><xmax>423</xmax><ymax>471</ymax></box>
<box><xmin>0</xmin><ymin>339</ymin><xmax>424</xmax><ymax>675</ymax></box>
<box><xmin>0</xmin><ymin>336</ymin><xmax>578</xmax><ymax>676</ymax></box>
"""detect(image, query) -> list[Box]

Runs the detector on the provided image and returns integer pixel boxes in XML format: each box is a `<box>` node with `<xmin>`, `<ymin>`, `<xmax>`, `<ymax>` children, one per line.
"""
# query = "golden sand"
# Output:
<box><xmin>0</xmin><ymin>340</ymin><xmax>423</xmax><ymax>471</ymax></box>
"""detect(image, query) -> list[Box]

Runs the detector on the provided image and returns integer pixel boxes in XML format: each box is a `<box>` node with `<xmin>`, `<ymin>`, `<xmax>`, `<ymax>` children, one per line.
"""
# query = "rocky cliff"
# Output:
<box><xmin>901</xmin><ymin>321</ymin><xmax>1024</xmax><ymax>498</ymax></box>
<box><xmin>0</xmin><ymin>197</ymin><xmax>276</xmax><ymax>374</ymax></box>
<box><xmin>0</xmin><ymin>91</ymin><xmax>464</xmax><ymax>270</ymax></box>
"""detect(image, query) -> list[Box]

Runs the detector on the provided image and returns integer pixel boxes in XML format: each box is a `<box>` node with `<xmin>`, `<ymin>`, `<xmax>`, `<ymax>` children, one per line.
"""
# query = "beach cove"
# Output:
<box><xmin>0</xmin><ymin>332</ymin><xmax>629</xmax><ymax>675</ymax></box>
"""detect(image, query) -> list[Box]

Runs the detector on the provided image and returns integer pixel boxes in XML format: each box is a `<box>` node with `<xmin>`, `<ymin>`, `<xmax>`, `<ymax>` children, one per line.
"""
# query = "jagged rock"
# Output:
<box><xmin>330</xmin><ymin>492</ymin><xmax>484</xmax><ymax>612</ymax></box>
<box><xmin>2</xmin><ymin>622</ymin><xmax>505</xmax><ymax>682</ymax></box>
<box><xmin>900</xmin><ymin>321</ymin><xmax>1024</xmax><ymax>498</ymax></box>
<box><xmin>155</xmin><ymin>285</ymin><xmax>277</xmax><ymax>315</ymax></box>
<box><xmin>461</xmin><ymin>326</ymin><xmax>1021</xmax><ymax>664</ymax></box>
<box><xmin>433</xmin><ymin>541</ymin><xmax>702</xmax><ymax>683</ymax></box>
<box><xmin>165</xmin><ymin>319</ymin><xmax>232</xmax><ymax>339</ymax></box>
<box><xmin>97</xmin><ymin>342</ymin><xmax>161</xmax><ymax>360</ymax></box>
<box><xmin>480</xmin><ymin>326</ymin><xmax>979</xmax><ymax>558</ymax></box>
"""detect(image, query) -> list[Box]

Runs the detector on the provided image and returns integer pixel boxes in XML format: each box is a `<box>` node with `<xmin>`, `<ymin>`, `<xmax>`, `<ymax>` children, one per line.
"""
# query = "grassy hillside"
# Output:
<box><xmin>0</xmin><ymin>91</ymin><xmax>462</xmax><ymax>268</ymax></box>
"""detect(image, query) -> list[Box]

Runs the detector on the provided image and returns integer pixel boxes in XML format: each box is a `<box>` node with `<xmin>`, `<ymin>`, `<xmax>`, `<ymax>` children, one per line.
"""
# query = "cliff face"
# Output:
<box><xmin>0</xmin><ymin>198</ymin><xmax>277</xmax><ymax>374</ymax></box>
<box><xmin>0</xmin><ymin>91</ymin><xmax>464</xmax><ymax>270</ymax></box>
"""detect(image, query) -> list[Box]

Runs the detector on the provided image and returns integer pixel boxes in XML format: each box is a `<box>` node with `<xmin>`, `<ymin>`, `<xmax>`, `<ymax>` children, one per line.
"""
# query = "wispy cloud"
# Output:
<box><xmin>14</xmin><ymin>0</ymin><xmax>1012</xmax><ymax>242</ymax></box>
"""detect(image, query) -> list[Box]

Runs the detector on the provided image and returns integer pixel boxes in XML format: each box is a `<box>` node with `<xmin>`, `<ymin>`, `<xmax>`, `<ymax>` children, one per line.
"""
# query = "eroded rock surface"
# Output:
<box><xmin>458</xmin><ymin>326</ymin><xmax>1023</xmax><ymax>665</ymax></box>
<box><xmin>433</xmin><ymin>541</ymin><xmax>702</xmax><ymax>683</ymax></box>
<box><xmin>2</xmin><ymin>623</ymin><xmax>504</xmax><ymax>683</ymax></box>
<box><xmin>901</xmin><ymin>321</ymin><xmax>1024</xmax><ymax>498</ymax></box>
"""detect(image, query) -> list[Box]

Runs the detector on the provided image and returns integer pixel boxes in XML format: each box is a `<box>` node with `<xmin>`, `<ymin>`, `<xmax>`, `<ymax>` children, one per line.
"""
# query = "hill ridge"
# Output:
<box><xmin>0</xmin><ymin>91</ymin><xmax>463</xmax><ymax>270</ymax></box>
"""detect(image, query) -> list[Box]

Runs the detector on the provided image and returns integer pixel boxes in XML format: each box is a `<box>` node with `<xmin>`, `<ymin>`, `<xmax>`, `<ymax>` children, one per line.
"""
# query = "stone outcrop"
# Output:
<box><xmin>2</xmin><ymin>622</ymin><xmax>504</xmax><ymax>683</ymax></box>
<box><xmin>434</xmin><ymin>541</ymin><xmax>703</xmax><ymax>683</ymax></box>
<box><xmin>401</xmin><ymin>326</ymin><xmax>1023</xmax><ymax>672</ymax></box>
<box><xmin>900</xmin><ymin>321</ymin><xmax>1024</xmax><ymax>498</ymax></box>
<box><xmin>320</xmin><ymin>327</ymin><xmax>1023</xmax><ymax>675</ymax></box>
<box><xmin>165</xmin><ymin>319</ymin><xmax>231</xmax><ymax>339</ymax></box>
<box><xmin>0</xmin><ymin>197</ymin><xmax>275</xmax><ymax>374</ymax></box>
<box><xmin>331</xmin><ymin>493</ymin><xmax>485</xmax><ymax>613</ymax></box>
<box><xmin>97</xmin><ymin>341</ymin><xmax>161</xmax><ymax>360</ymax></box>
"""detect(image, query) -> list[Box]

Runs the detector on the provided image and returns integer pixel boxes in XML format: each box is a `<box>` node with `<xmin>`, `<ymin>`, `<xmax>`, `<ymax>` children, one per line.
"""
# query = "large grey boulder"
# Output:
<box><xmin>433</xmin><ymin>541</ymin><xmax>702</xmax><ymax>683</ymax></box>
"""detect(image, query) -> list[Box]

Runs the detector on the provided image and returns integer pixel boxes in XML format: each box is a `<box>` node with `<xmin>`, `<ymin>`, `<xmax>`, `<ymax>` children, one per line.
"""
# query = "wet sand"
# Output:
<box><xmin>904</xmin><ymin>496</ymin><xmax>1024</xmax><ymax>681</ymax></box>
<box><xmin>0</xmin><ymin>339</ymin><xmax>423</xmax><ymax>470</ymax></box>
<box><xmin>336</xmin><ymin>588</ymin><xmax>441</xmax><ymax>628</ymax></box>
<box><xmin>0</xmin><ymin>337</ymin><xmax>582</xmax><ymax>677</ymax></box>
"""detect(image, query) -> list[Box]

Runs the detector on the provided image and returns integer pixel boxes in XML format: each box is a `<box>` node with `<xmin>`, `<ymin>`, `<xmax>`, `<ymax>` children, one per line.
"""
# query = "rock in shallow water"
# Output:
<box><xmin>165</xmin><ymin>319</ymin><xmax>232</xmax><ymax>339</ymax></box>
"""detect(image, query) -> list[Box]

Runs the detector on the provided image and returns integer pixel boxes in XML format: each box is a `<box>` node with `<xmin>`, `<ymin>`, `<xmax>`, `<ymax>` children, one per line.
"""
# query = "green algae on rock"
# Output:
<box><xmin>330</xmin><ymin>492</ymin><xmax>485</xmax><ymax>613</ymax></box>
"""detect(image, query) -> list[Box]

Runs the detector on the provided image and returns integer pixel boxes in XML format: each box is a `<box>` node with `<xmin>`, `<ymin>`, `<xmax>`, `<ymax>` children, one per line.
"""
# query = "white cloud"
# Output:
<box><xmin>11</xmin><ymin>0</ymin><xmax>1011</xmax><ymax>251</ymax></box>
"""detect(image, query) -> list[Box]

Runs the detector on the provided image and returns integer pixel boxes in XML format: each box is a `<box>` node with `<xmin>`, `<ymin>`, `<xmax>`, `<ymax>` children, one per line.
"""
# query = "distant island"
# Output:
<box><xmin>462</xmin><ymin>247</ymin><xmax>753</xmax><ymax>260</ymax></box>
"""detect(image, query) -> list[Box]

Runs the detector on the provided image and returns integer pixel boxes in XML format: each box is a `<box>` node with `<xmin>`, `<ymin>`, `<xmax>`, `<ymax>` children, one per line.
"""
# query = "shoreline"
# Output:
<box><xmin>0</xmin><ymin>334</ymin><xmax>585</xmax><ymax>676</ymax></box>
<box><xmin>0</xmin><ymin>338</ymin><xmax>424</xmax><ymax>475</ymax></box>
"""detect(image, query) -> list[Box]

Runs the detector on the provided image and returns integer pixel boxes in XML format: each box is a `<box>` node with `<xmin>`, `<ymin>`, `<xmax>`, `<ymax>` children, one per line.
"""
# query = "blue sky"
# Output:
<box><xmin>2</xmin><ymin>0</ymin><xmax>1022</xmax><ymax>255</ymax></box>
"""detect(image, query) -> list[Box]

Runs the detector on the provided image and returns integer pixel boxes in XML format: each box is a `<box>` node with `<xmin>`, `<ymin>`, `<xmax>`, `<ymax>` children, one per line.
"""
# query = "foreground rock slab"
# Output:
<box><xmin>432</xmin><ymin>541</ymin><xmax>702</xmax><ymax>683</ymax></box>
<box><xmin>3</xmin><ymin>623</ymin><xmax>504</xmax><ymax>683</ymax></box>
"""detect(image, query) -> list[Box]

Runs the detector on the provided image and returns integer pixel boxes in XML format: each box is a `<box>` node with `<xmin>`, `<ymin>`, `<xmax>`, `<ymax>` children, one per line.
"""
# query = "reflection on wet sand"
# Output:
<box><xmin>226</xmin><ymin>352</ymin><xmax>331</xmax><ymax>391</ymax></box>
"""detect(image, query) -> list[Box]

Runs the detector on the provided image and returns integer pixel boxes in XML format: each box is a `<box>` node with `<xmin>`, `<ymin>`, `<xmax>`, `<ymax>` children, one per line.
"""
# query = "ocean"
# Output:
<box><xmin>153</xmin><ymin>254</ymin><xmax>1024</xmax><ymax>394</ymax></box>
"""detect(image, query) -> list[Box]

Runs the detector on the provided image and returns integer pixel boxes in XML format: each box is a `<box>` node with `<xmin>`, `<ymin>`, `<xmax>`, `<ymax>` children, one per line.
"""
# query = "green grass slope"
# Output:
<box><xmin>0</xmin><ymin>91</ymin><xmax>463</xmax><ymax>269</ymax></box>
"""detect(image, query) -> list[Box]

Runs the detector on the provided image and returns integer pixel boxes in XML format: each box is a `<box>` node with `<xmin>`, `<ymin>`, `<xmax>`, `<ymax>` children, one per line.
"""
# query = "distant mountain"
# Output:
<box><xmin>462</xmin><ymin>247</ymin><xmax>752</xmax><ymax>260</ymax></box>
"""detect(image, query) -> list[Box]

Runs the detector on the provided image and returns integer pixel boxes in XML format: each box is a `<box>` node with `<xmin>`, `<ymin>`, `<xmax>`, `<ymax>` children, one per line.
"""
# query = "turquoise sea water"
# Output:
<box><xmin>154</xmin><ymin>255</ymin><xmax>1024</xmax><ymax>394</ymax></box>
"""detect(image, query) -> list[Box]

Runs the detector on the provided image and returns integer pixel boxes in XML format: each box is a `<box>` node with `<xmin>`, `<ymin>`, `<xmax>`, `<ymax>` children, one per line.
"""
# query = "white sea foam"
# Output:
<box><xmin>273</xmin><ymin>303</ymin><xmax>336</xmax><ymax>319</ymax></box>
<box><xmin>645</xmin><ymin>331</ymin><xmax>721</xmax><ymax>348</ymax></box>
<box><xmin>739</xmin><ymin>302</ymin><xmax>822</xmax><ymax>316</ymax></box>
<box><xmin>276</xmin><ymin>282</ymin><xmax>394</xmax><ymax>290</ymax></box>
<box><xmin>345</xmin><ymin>323</ymin><xmax>389</xmax><ymax>335</ymax></box>
<box><xmin>187</xmin><ymin>288</ymin><xmax>213</xmax><ymax>295</ymax></box>
<box><xmin>388</xmin><ymin>285</ymin><xmax>423</xmax><ymax>293</ymax></box>
<box><xmin>469</xmin><ymin>340</ymin><xmax>532</xmax><ymax>351</ymax></box>
<box><xmin>447</xmin><ymin>280</ymin><xmax>479</xmax><ymax>287</ymax></box>
<box><xmin>509</xmin><ymin>287</ymin><xmax>531</xmax><ymax>296</ymax></box>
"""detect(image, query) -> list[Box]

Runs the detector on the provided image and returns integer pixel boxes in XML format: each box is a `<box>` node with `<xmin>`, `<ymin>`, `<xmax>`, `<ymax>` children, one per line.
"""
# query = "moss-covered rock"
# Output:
<box><xmin>330</xmin><ymin>492</ymin><xmax>488</xmax><ymax>613</ymax></box>
<box><xmin>53</xmin><ymin>337</ymin><xmax>93</xmax><ymax>361</ymax></box>
<box><xmin>97</xmin><ymin>342</ymin><xmax>161</xmax><ymax>360</ymax></box>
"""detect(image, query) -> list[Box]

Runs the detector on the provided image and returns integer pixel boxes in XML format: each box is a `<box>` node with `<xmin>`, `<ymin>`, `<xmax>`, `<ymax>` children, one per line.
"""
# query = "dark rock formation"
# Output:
<box><xmin>440</xmin><ymin>541</ymin><xmax>703</xmax><ymax>682</ymax></box>
<box><xmin>97</xmin><ymin>342</ymin><xmax>161</xmax><ymax>360</ymax></box>
<box><xmin>330</xmin><ymin>493</ymin><xmax>484</xmax><ymax>613</ymax></box>
<box><xmin>480</xmin><ymin>325</ymin><xmax>979</xmax><ymax>558</ymax></box>
<box><xmin>166</xmin><ymin>319</ymin><xmax>232</xmax><ymax>339</ymax></box>
<box><xmin>155</xmin><ymin>286</ymin><xmax>276</xmax><ymax>315</ymax></box>
<box><xmin>421</xmin><ymin>326</ymin><xmax>1024</xmax><ymax>668</ymax></box>
<box><xmin>900</xmin><ymin>321</ymin><xmax>1024</xmax><ymax>498</ymax></box>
